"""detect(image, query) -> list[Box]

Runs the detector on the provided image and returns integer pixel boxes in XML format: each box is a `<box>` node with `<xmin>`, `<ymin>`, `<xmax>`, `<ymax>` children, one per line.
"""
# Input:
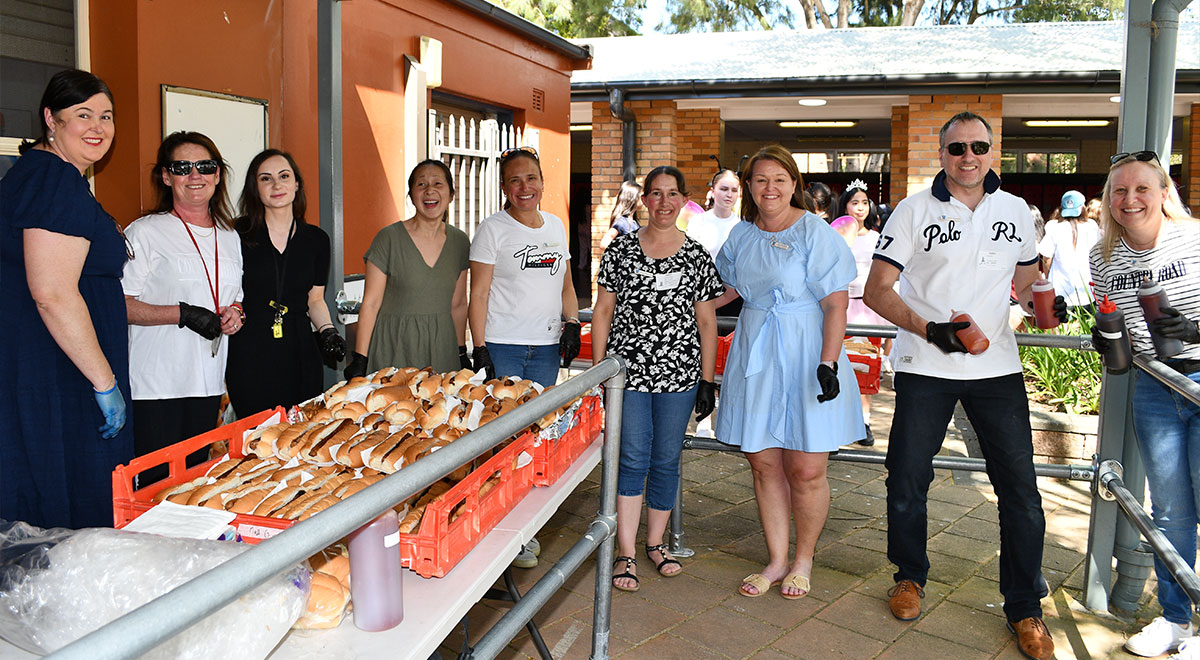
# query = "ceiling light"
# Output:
<box><xmin>796</xmin><ymin>98</ymin><xmax>827</xmax><ymax>107</ymax></box>
<box><xmin>569</xmin><ymin>124</ymin><xmax>592</xmax><ymax>132</ymax></box>
<box><xmin>1110</xmin><ymin>96</ymin><xmax>1122</xmax><ymax>103</ymax></box>
<box><xmin>779</xmin><ymin>120</ymin><xmax>856</xmax><ymax>128</ymax></box>
<box><xmin>1023</xmin><ymin>119</ymin><xmax>1111</xmax><ymax>127</ymax></box>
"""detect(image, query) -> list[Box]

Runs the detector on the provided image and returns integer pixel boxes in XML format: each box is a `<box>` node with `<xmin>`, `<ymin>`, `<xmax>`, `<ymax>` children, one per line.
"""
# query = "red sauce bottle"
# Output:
<box><xmin>951</xmin><ymin>311</ymin><xmax>990</xmax><ymax>355</ymax></box>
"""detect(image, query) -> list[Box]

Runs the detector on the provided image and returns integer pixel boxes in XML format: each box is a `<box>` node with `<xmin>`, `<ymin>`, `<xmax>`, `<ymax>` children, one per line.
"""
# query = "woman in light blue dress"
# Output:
<box><xmin>716</xmin><ymin>145</ymin><xmax>863</xmax><ymax>600</ymax></box>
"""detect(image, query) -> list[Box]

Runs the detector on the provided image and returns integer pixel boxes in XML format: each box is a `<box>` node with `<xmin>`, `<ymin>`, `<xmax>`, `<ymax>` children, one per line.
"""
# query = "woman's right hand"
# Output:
<box><xmin>94</xmin><ymin>379</ymin><xmax>126</xmax><ymax>439</ymax></box>
<box><xmin>344</xmin><ymin>352</ymin><xmax>368</xmax><ymax>380</ymax></box>
<box><xmin>472</xmin><ymin>345</ymin><xmax>495</xmax><ymax>378</ymax></box>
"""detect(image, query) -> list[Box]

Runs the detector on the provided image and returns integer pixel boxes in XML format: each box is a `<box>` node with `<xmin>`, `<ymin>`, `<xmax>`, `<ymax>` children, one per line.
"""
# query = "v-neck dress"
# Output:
<box><xmin>364</xmin><ymin>220</ymin><xmax>469</xmax><ymax>372</ymax></box>
<box><xmin>226</xmin><ymin>222</ymin><xmax>330</xmax><ymax>417</ymax></box>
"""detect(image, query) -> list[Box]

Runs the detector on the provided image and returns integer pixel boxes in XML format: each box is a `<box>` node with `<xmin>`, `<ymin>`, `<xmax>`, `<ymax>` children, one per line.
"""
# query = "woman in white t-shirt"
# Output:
<box><xmin>687</xmin><ymin>169</ymin><xmax>743</xmax><ymax>323</ymax></box>
<box><xmin>467</xmin><ymin>147</ymin><xmax>580</xmax><ymax>387</ymax></box>
<box><xmin>1038</xmin><ymin>190</ymin><xmax>1100</xmax><ymax>313</ymax></box>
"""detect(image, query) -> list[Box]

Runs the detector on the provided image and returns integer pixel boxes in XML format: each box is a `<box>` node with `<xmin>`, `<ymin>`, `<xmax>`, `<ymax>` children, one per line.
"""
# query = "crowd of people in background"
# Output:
<box><xmin>5</xmin><ymin>70</ymin><xmax>1200</xmax><ymax>660</ymax></box>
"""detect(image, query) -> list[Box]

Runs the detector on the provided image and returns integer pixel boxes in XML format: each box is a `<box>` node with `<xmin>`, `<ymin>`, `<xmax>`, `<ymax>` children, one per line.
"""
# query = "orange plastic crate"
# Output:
<box><xmin>400</xmin><ymin>431</ymin><xmax>535</xmax><ymax>577</ymax></box>
<box><xmin>530</xmin><ymin>395</ymin><xmax>603</xmax><ymax>487</ymax></box>
<box><xmin>846</xmin><ymin>336</ymin><xmax>883</xmax><ymax>395</ymax></box>
<box><xmin>111</xmin><ymin>408</ymin><xmax>291</xmax><ymax>541</ymax></box>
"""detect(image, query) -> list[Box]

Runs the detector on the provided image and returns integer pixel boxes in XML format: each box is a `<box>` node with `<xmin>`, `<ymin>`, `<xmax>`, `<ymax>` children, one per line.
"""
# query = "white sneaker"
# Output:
<box><xmin>526</xmin><ymin>536</ymin><xmax>541</xmax><ymax>557</ymax></box>
<box><xmin>1126</xmin><ymin>617</ymin><xmax>1195</xmax><ymax>657</ymax></box>
<box><xmin>1171</xmin><ymin>638</ymin><xmax>1200</xmax><ymax>660</ymax></box>
<box><xmin>512</xmin><ymin>546</ymin><xmax>538</xmax><ymax>569</ymax></box>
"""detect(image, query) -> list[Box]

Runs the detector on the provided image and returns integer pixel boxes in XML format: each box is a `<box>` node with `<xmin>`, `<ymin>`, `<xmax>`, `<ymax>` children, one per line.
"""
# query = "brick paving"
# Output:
<box><xmin>440</xmin><ymin>375</ymin><xmax>1177</xmax><ymax>660</ymax></box>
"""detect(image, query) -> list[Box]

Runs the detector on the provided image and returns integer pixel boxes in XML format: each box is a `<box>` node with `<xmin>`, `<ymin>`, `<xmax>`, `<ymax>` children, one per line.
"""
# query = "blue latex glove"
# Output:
<box><xmin>94</xmin><ymin>380</ymin><xmax>126</xmax><ymax>440</ymax></box>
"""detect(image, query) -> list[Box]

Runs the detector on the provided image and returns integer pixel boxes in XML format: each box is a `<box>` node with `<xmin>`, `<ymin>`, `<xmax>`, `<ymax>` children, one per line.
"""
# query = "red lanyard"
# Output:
<box><xmin>178</xmin><ymin>216</ymin><xmax>220</xmax><ymax>311</ymax></box>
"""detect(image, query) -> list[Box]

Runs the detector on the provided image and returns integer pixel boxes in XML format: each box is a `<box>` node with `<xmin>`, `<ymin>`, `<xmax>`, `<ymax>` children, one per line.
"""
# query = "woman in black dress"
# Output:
<box><xmin>226</xmin><ymin>149</ymin><xmax>344</xmax><ymax>417</ymax></box>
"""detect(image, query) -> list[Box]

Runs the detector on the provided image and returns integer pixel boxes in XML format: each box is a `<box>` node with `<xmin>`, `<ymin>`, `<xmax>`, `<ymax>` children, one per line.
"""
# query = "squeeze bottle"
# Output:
<box><xmin>951</xmin><ymin>311</ymin><xmax>990</xmax><ymax>355</ymax></box>
<box><xmin>1137</xmin><ymin>278</ymin><xmax>1184</xmax><ymax>358</ymax></box>
<box><xmin>348</xmin><ymin>510</ymin><xmax>405</xmax><ymax>631</ymax></box>
<box><xmin>1094</xmin><ymin>296</ymin><xmax>1132</xmax><ymax>374</ymax></box>
<box><xmin>1031</xmin><ymin>277</ymin><xmax>1059</xmax><ymax>329</ymax></box>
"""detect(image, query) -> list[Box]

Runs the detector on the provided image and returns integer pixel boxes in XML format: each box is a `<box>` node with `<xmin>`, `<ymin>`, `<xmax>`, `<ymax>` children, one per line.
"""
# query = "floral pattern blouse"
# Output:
<box><xmin>597</xmin><ymin>232</ymin><xmax>723</xmax><ymax>392</ymax></box>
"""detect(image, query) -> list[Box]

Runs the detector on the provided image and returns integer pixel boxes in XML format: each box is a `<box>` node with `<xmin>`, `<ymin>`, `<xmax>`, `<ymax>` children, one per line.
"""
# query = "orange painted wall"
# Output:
<box><xmin>89</xmin><ymin>0</ymin><xmax>580</xmax><ymax>276</ymax></box>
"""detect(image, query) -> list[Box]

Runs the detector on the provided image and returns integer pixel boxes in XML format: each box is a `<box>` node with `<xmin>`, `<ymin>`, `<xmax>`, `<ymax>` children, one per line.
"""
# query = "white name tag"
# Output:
<box><xmin>655</xmin><ymin>272</ymin><xmax>683</xmax><ymax>290</ymax></box>
<box><xmin>770</xmin><ymin>240</ymin><xmax>791</xmax><ymax>251</ymax></box>
<box><xmin>978</xmin><ymin>251</ymin><xmax>1003</xmax><ymax>271</ymax></box>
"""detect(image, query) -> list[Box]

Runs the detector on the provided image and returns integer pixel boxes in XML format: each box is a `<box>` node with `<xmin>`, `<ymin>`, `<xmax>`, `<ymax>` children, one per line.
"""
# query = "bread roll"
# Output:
<box><xmin>332</xmin><ymin>401</ymin><xmax>368</xmax><ymax>420</ymax></box>
<box><xmin>397</xmin><ymin>481</ymin><xmax>453</xmax><ymax>533</ymax></box>
<box><xmin>369</xmin><ymin>366</ymin><xmax>399</xmax><ymax>384</ymax></box>
<box><xmin>294</xmin><ymin>571</ymin><xmax>350</xmax><ymax>629</ymax></box>
<box><xmin>366</xmin><ymin>385</ymin><xmax>416</xmax><ymax>412</ymax></box>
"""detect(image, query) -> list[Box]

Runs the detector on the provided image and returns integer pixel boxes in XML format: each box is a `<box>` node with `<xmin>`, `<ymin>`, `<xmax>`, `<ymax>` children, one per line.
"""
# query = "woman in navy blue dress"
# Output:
<box><xmin>0</xmin><ymin>69</ymin><xmax>133</xmax><ymax>529</ymax></box>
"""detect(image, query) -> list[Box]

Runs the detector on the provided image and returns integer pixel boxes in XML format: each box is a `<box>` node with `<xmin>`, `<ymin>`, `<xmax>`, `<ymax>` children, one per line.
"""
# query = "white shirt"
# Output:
<box><xmin>1038</xmin><ymin>220</ymin><xmax>1100</xmax><ymax>308</ymax></box>
<box><xmin>685</xmin><ymin>209</ymin><xmax>741</xmax><ymax>261</ymax></box>
<box><xmin>873</xmin><ymin>171</ymin><xmax>1038</xmax><ymax>379</ymax></box>
<box><xmin>469</xmin><ymin>209</ymin><xmax>568</xmax><ymax>345</ymax></box>
<box><xmin>122</xmin><ymin>212</ymin><xmax>244</xmax><ymax>399</ymax></box>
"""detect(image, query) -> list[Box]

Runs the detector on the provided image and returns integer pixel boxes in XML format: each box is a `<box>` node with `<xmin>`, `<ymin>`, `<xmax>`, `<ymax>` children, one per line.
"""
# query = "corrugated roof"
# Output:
<box><xmin>572</xmin><ymin>21</ymin><xmax>1200</xmax><ymax>87</ymax></box>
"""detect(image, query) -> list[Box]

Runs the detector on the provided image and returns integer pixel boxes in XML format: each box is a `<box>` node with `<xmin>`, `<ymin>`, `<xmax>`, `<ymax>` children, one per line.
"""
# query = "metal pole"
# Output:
<box><xmin>1082</xmin><ymin>369</ymin><xmax>1133</xmax><ymax>612</ymax></box>
<box><xmin>318</xmin><ymin>0</ymin><xmax>345</xmax><ymax>388</ymax></box>
<box><xmin>591</xmin><ymin>362</ymin><xmax>626</xmax><ymax>660</ymax></box>
<box><xmin>1146</xmin><ymin>0</ymin><xmax>1194</xmax><ymax>157</ymax></box>
<box><xmin>46</xmin><ymin>359</ymin><xmax>623</xmax><ymax>660</ymax></box>
<box><xmin>1135</xmin><ymin>354</ymin><xmax>1200</xmax><ymax>407</ymax></box>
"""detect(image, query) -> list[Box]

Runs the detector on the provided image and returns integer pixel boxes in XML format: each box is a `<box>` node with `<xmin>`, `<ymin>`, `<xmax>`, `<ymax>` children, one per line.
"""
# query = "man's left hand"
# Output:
<box><xmin>1152</xmin><ymin>306</ymin><xmax>1200</xmax><ymax>344</ymax></box>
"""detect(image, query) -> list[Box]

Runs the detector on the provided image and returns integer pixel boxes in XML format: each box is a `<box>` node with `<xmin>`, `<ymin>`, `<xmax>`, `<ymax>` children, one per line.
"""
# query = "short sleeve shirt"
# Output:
<box><xmin>597</xmin><ymin>233</ymin><xmax>724</xmax><ymax>392</ymax></box>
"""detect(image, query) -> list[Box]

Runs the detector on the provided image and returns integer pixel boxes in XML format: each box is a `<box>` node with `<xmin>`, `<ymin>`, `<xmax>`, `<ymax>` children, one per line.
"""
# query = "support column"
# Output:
<box><xmin>904</xmin><ymin>94</ymin><xmax>1003</xmax><ymax>198</ymax></box>
<box><xmin>889</xmin><ymin>105</ymin><xmax>909</xmax><ymax>206</ymax></box>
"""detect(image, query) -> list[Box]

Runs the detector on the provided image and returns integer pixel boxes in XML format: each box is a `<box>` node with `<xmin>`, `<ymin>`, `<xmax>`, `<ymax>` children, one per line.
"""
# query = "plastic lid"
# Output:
<box><xmin>1097</xmin><ymin>295</ymin><xmax>1117</xmax><ymax>314</ymax></box>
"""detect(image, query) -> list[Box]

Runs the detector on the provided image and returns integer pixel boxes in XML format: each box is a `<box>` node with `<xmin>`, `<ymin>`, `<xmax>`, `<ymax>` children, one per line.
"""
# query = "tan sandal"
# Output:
<box><xmin>781</xmin><ymin>573</ymin><xmax>810</xmax><ymax>600</ymax></box>
<box><xmin>739</xmin><ymin>573</ymin><xmax>780</xmax><ymax>598</ymax></box>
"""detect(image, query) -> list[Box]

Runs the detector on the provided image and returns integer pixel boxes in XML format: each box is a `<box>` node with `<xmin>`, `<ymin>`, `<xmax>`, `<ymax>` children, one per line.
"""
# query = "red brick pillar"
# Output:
<box><xmin>905</xmin><ymin>94</ymin><xmax>1003</xmax><ymax>198</ymax></box>
<box><xmin>890</xmin><ymin>105</ymin><xmax>909</xmax><ymax>206</ymax></box>
<box><xmin>1187</xmin><ymin>102</ymin><xmax>1199</xmax><ymax>210</ymax></box>
<box><xmin>677</xmin><ymin>108</ymin><xmax>724</xmax><ymax>196</ymax></box>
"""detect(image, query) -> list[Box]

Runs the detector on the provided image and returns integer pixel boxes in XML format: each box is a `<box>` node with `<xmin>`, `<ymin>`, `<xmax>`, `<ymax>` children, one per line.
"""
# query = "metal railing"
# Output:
<box><xmin>46</xmin><ymin>357</ymin><xmax>628</xmax><ymax>660</ymax></box>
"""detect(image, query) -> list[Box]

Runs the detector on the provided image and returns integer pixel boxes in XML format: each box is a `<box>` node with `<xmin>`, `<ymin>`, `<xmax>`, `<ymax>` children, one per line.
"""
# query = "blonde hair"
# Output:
<box><xmin>1097</xmin><ymin>156</ymin><xmax>1197</xmax><ymax>262</ymax></box>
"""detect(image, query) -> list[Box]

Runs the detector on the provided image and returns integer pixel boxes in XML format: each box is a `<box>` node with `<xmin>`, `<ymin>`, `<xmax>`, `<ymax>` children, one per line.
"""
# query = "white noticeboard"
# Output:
<box><xmin>161</xmin><ymin>85</ymin><xmax>268</xmax><ymax>194</ymax></box>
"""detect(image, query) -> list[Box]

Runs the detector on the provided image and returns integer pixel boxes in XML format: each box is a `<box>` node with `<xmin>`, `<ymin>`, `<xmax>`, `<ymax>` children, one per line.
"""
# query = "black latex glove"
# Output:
<box><xmin>473</xmin><ymin>345</ymin><xmax>495</xmax><ymax>378</ymax></box>
<box><xmin>343</xmin><ymin>351</ymin><xmax>368</xmax><ymax>380</ymax></box>
<box><xmin>1090</xmin><ymin>327</ymin><xmax>1112</xmax><ymax>357</ymax></box>
<box><xmin>1152</xmin><ymin>306</ymin><xmax>1200</xmax><ymax>344</ymax></box>
<box><xmin>459</xmin><ymin>346</ymin><xmax>472</xmax><ymax>370</ymax></box>
<box><xmin>560</xmin><ymin>321</ymin><xmax>582</xmax><ymax>367</ymax></box>
<box><xmin>694</xmin><ymin>380</ymin><xmax>716</xmax><ymax>421</ymax></box>
<box><xmin>178</xmin><ymin>301</ymin><xmax>221</xmax><ymax>340</ymax></box>
<box><xmin>1053</xmin><ymin>295</ymin><xmax>1069</xmax><ymax>324</ymax></box>
<box><xmin>816</xmin><ymin>363</ymin><xmax>840</xmax><ymax>402</ymax></box>
<box><xmin>925</xmin><ymin>321</ymin><xmax>970</xmax><ymax>354</ymax></box>
<box><xmin>319</xmin><ymin>327</ymin><xmax>346</xmax><ymax>368</ymax></box>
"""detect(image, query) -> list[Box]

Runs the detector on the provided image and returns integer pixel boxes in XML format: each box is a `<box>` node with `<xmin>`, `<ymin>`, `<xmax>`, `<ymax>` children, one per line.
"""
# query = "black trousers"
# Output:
<box><xmin>132</xmin><ymin>395</ymin><xmax>222</xmax><ymax>487</ymax></box>
<box><xmin>885</xmin><ymin>372</ymin><xmax>1049</xmax><ymax>622</ymax></box>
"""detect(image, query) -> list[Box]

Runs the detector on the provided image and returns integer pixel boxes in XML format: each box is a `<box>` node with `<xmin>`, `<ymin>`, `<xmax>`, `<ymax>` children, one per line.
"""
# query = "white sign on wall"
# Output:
<box><xmin>161</xmin><ymin>85</ymin><xmax>268</xmax><ymax>197</ymax></box>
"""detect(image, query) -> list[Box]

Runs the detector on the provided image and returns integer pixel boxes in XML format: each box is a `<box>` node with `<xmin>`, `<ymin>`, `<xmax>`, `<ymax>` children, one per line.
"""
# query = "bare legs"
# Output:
<box><xmin>741</xmin><ymin>448</ymin><xmax>831</xmax><ymax>597</ymax></box>
<box><xmin>614</xmin><ymin>494</ymin><xmax>680</xmax><ymax>590</ymax></box>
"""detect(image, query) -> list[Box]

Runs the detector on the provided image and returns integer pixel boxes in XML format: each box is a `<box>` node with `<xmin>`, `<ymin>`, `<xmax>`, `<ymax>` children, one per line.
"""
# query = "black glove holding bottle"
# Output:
<box><xmin>473</xmin><ymin>345</ymin><xmax>495</xmax><ymax>378</ymax></box>
<box><xmin>925</xmin><ymin>320</ymin><xmax>970</xmax><ymax>354</ymax></box>
<box><xmin>560</xmin><ymin>320</ymin><xmax>582</xmax><ymax>367</ymax></box>
<box><xmin>1052</xmin><ymin>295</ymin><xmax>1069</xmax><ymax>324</ymax></box>
<box><xmin>343</xmin><ymin>351</ymin><xmax>368</xmax><ymax>380</ymax></box>
<box><xmin>816</xmin><ymin>363</ymin><xmax>840</xmax><ymax>402</ymax></box>
<box><xmin>459</xmin><ymin>345</ymin><xmax>472</xmax><ymax>370</ymax></box>
<box><xmin>1090</xmin><ymin>326</ymin><xmax>1111</xmax><ymax>357</ymax></box>
<box><xmin>694</xmin><ymin>380</ymin><xmax>716</xmax><ymax>421</ymax></box>
<box><xmin>318</xmin><ymin>327</ymin><xmax>346</xmax><ymax>369</ymax></box>
<box><xmin>1151</xmin><ymin>307</ymin><xmax>1200</xmax><ymax>344</ymax></box>
<box><xmin>178</xmin><ymin>301</ymin><xmax>222</xmax><ymax>340</ymax></box>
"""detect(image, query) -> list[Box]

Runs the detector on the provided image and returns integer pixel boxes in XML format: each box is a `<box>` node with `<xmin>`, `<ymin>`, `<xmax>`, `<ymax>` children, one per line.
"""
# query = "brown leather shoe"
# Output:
<box><xmin>887</xmin><ymin>579</ymin><xmax>923</xmax><ymax>621</ymax></box>
<box><xmin>1008</xmin><ymin>617</ymin><xmax>1055</xmax><ymax>660</ymax></box>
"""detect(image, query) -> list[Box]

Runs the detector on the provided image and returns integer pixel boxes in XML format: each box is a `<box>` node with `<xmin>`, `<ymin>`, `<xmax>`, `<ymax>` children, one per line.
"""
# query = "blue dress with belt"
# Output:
<box><xmin>715</xmin><ymin>213</ymin><xmax>864</xmax><ymax>453</ymax></box>
<box><xmin>0</xmin><ymin>149</ymin><xmax>134</xmax><ymax>529</ymax></box>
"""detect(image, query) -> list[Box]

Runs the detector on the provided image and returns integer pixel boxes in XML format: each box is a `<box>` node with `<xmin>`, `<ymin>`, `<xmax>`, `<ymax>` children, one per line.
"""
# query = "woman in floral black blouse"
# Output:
<box><xmin>591</xmin><ymin>166</ymin><xmax>722</xmax><ymax>592</ymax></box>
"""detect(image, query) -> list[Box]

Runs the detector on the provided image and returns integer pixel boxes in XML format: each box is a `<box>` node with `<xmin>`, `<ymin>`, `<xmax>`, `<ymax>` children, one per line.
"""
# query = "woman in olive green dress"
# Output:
<box><xmin>345</xmin><ymin>159</ymin><xmax>470</xmax><ymax>377</ymax></box>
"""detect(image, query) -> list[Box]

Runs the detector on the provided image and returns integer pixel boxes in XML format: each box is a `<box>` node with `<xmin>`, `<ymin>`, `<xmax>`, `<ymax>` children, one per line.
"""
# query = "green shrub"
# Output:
<box><xmin>1019</xmin><ymin>310</ymin><xmax>1102</xmax><ymax>415</ymax></box>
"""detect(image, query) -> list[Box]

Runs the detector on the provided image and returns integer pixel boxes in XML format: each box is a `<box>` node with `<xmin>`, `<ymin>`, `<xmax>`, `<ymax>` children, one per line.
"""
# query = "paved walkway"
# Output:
<box><xmin>440</xmin><ymin>376</ymin><xmax>1172</xmax><ymax>660</ymax></box>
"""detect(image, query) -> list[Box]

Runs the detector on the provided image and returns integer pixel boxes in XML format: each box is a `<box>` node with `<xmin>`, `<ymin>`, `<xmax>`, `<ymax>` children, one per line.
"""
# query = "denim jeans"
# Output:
<box><xmin>485</xmin><ymin>342</ymin><xmax>560</xmax><ymax>388</ymax></box>
<box><xmin>886</xmin><ymin>372</ymin><xmax>1048</xmax><ymax>622</ymax></box>
<box><xmin>1132</xmin><ymin>369</ymin><xmax>1200</xmax><ymax>626</ymax></box>
<box><xmin>617</xmin><ymin>386</ymin><xmax>698</xmax><ymax>511</ymax></box>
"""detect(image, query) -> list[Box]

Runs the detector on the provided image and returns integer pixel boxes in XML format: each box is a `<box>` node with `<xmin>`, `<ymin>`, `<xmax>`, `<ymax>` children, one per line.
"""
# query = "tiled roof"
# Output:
<box><xmin>572</xmin><ymin>21</ymin><xmax>1200</xmax><ymax>86</ymax></box>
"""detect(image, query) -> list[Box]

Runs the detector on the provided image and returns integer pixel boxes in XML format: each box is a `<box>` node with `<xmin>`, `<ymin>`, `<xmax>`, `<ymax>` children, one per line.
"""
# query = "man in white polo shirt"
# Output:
<box><xmin>864</xmin><ymin>112</ymin><xmax>1060</xmax><ymax>660</ymax></box>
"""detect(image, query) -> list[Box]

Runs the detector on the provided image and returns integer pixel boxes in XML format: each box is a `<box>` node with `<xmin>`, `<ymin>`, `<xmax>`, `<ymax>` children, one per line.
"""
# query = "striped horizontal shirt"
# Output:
<box><xmin>1089</xmin><ymin>220</ymin><xmax>1200</xmax><ymax>359</ymax></box>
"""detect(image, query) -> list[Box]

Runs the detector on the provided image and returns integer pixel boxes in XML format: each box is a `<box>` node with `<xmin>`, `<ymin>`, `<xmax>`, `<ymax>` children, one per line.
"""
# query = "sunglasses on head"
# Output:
<box><xmin>166</xmin><ymin>159</ymin><xmax>219</xmax><ymax>176</ymax></box>
<box><xmin>500</xmin><ymin>146</ymin><xmax>538</xmax><ymax>160</ymax></box>
<box><xmin>943</xmin><ymin>141</ymin><xmax>991</xmax><ymax>156</ymax></box>
<box><xmin>1110</xmin><ymin>151</ymin><xmax>1158</xmax><ymax>165</ymax></box>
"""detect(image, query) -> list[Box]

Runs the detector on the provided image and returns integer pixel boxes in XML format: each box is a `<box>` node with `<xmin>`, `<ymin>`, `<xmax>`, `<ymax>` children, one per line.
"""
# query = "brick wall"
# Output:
<box><xmin>903</xmin><ymin>94</ymin><xmax>1003</xmax><ymax>198</ymax></box>
<box><xmin>1188</xmin><ymin>102</ymin><xmax>1199</xmax><ymax>210</ymax></box>
<box><xmin>890</xmin><ymin>105</ymin><xmax>909</xmax><ymax>205</ymax></box>
<box><xmin>589</xmin><ymin>101</ymin><xmax>623</xmax><ymax>291</ymax></box>
<box><xmin>677</xmin><ymin>108</ymin><xmax>723</xmax><ymax>195</ymax></box>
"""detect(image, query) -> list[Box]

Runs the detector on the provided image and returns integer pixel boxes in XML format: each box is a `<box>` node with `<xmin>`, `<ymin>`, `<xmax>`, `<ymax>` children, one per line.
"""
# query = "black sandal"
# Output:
<box><xmin>645</xmin><ymin>544</ymin><xmax>682</xmax><ymax>577</ymax></box>
<box><xmin>612</xmin><ymin>556</ymin><xmax>639</xmax><ymax>592</ymax></box>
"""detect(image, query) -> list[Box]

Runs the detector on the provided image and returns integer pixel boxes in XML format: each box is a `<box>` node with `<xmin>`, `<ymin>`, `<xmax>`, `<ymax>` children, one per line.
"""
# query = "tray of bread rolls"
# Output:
<box><xmin>843</xmin><ymin>336</ymin><xmax>883</xmax><ymax>395</ymax></box>
<box><xmin>113</xmin><ymin>366</ymin><xmax>592</xmax><ymax>577</ymax></box>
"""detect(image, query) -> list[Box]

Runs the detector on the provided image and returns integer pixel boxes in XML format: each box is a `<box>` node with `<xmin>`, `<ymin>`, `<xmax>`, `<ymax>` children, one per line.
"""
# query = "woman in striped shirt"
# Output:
<box><xmin>1089</xmin><ymin>151</ymin><xmax>1200</xmax><ymax>659</ymax></box>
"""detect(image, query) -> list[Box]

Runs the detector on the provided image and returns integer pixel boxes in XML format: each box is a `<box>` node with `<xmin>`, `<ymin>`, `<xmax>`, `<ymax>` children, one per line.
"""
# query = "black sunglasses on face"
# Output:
<box><xmin>500</xmin><ymin>146</ymin><xmax>538</xmax><ymax>160</ymax></box>
<box><xmin>1110</xmin><ymin>151</ymin><xmax>1158</xmax><ymax>165</ymax></box>
<box><xmin>167</xmin><ymin>159</ymin><xmax>219</xmax><ymax>176</ymax></box>
<box><xmin>943</xmin><ymin>141</ymin><xmax>992</xmax><ymax>156</ymax></box>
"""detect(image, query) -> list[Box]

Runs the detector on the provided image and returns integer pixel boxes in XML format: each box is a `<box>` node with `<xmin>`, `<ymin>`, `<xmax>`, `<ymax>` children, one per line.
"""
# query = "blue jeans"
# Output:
<box><xmin>485</xmin><ymin>342</ymin><xmax>560</xmax><ymax>388</ymax></box>
<box><xmin>617</xmin><ymin>386</ymin><xmax>698</xmax><ymax>511</ymax></box>
<box><xmin>1132</xmin><ymin>369</ymin><xmax>1200</xmax><ymax>626</ymax></box>
<box><xmin>886</xmin><ymin>372</ymin><xmax>1048</xmax><ymax>622</ymax></box>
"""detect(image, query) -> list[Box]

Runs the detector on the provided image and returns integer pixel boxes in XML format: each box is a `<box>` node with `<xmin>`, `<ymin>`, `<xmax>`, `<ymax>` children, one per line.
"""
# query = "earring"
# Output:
<box><xmin>48</xmin><ymin>132</ymin><xmax>55</xmax><ymax>143</ymax></box>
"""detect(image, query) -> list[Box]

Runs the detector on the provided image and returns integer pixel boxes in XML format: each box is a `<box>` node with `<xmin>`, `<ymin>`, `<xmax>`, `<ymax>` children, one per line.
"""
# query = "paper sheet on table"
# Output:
<box><xmin>121</xmin><ymin>501</ymin><xmax>237</xmax><ymax>540</ymax></box>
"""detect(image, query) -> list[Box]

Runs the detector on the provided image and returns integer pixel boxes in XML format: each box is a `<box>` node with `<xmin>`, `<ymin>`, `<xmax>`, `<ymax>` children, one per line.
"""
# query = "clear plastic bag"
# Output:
<box><xmin>0</xmin><ymin>520</ymin><xmax>310</xmax><ymax>658</ymax></box>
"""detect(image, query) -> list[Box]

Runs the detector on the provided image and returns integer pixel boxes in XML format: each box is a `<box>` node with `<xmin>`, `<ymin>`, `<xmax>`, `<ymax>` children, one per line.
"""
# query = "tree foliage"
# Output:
<box><xmin>491</xmin><ymin>0</ymin><xmax>644</xmax><ymax>37</ymax></box>
<box><xmin>657</xmin><ymin>0</ymin><xmax>798</xmax><ymax>32</ymax></box>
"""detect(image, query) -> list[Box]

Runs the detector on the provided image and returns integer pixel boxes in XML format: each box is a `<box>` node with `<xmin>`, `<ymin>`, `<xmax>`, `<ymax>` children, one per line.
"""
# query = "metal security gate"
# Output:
<box><xmin>428</xmin><ymin>111</ymin><xmax>538</xmax><ymax>240</ymax></box>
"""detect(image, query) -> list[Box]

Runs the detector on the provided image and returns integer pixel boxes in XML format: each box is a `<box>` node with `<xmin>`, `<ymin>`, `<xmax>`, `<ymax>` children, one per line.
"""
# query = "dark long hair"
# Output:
<box><xmin>805</xmin><ymin>181</ymin><xmax>832</xmax><ymax>217</ymax></box>
<box><xmin>236</xmin><ymin>149</ymin><xmax>307</xmax><ymax>242</ymax></box>
<box><xmin>151</xmin><ymin>131</ymin><xmax>235</xmax><ymax>230</ymax></box>
<box><xmin>609</xmin><ymin>181</ymin><xmax>641</xmax><ymax>225</ymax></box>
<box><xmin>834</xmin><ymin>185</ymin><xmax>881</xmax><ymax>232</ymax></box>
<box><xmin>20</xmin><ymin>69</ymin><xmax>113</xmax><ymax>155</ymax></box>
<box><xmin>739</xmin><ymin>145</ymin><xmax>810</xmax><ymax>223</ymax></box>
